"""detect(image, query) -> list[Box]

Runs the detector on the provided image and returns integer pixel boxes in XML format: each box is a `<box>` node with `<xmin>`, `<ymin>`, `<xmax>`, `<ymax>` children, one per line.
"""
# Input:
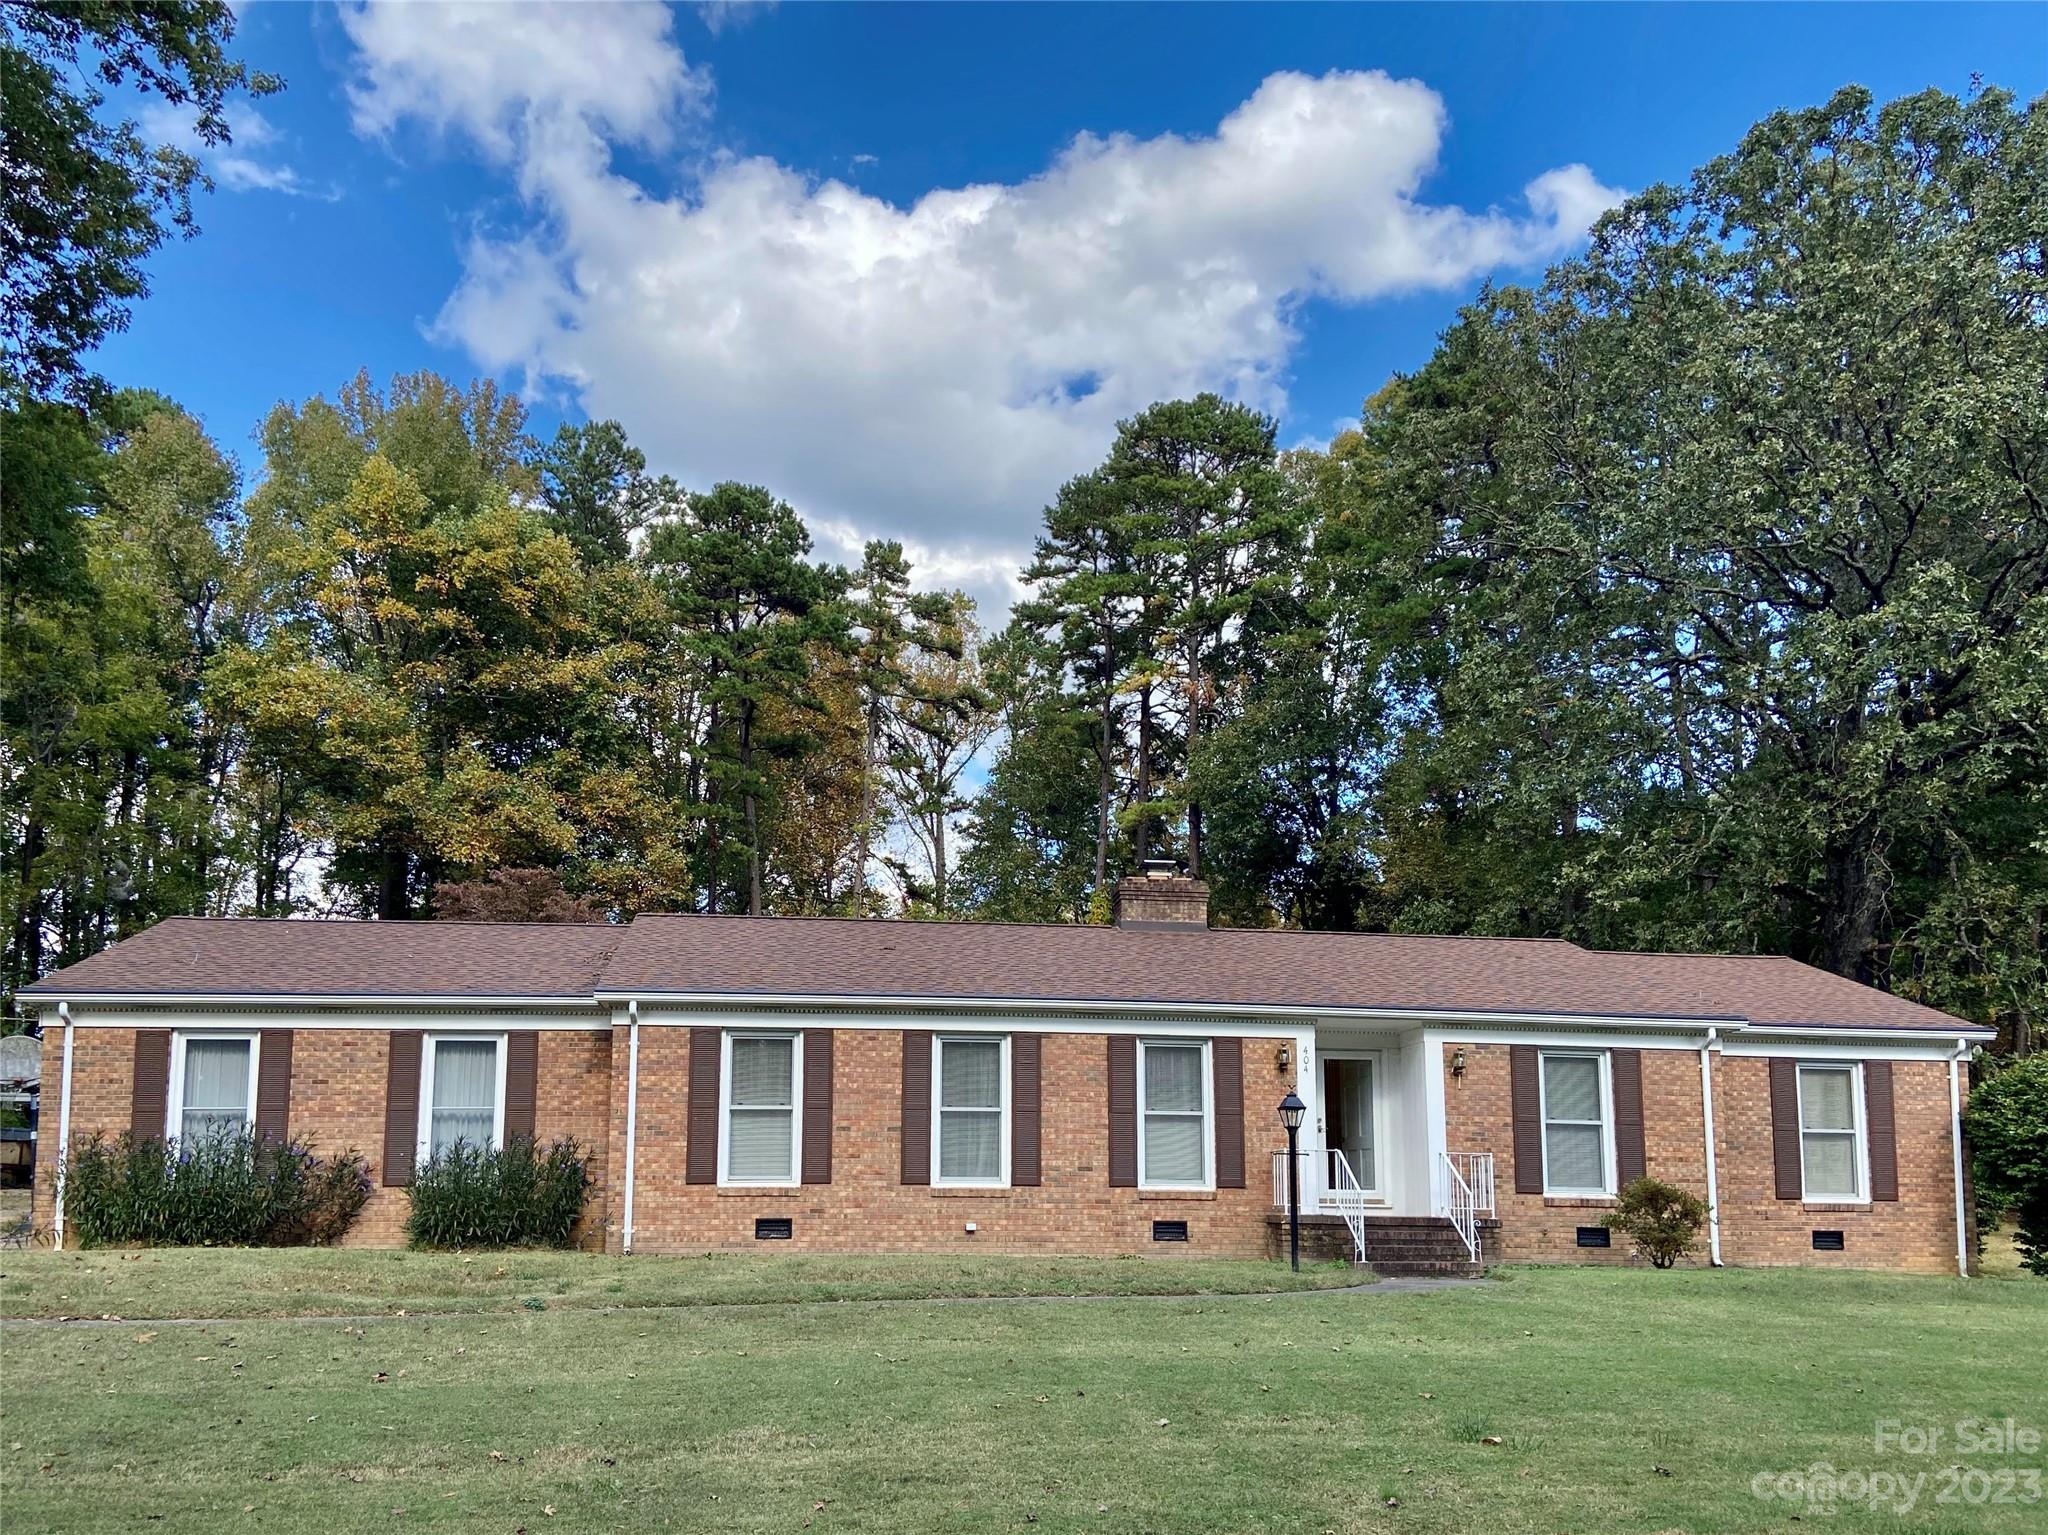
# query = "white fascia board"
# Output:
<box><xmin>56</xmin><ymin>998</ymin><xmax>609</xmax><ymax>1030</ymax></box>
<box><xmin>601</xmin><ymin>991</ymin><xmax>1752</xmax><ymax>1035</ymax></box>
<box><xmin>1719</xmin><ymin>1031</ymin><xmax>1984</xmax><ymax>1061</ymax></box>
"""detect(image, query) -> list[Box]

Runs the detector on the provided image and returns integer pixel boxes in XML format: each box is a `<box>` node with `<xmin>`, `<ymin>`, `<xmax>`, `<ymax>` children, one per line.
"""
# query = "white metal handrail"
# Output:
<box><xmin>1324</xmin><ymin>1148</ymin><xmax>1368</xmax><ymax>1262</ymax></box>
<box><xmin>1270</xmin><ymin>1150</ymin><xmax>1369</xmax><ymax>1262</ymax></box>
<box><xmin>1436</xmin><ymin>1150</ymin><xmax>1495</xmax><ymax>1264</ymax></box>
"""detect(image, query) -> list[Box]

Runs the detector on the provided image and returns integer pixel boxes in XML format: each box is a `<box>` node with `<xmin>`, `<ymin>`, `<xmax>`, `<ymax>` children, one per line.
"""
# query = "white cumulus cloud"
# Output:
<box><xmin>340</xmin><ymin>4</ymin><xmax>1621</xmax><ymax>607</ymax></box>
<box><xmin>139</xmin><ymin>102</ymin><xmax>331</xmax><ymax>198</ymax></box>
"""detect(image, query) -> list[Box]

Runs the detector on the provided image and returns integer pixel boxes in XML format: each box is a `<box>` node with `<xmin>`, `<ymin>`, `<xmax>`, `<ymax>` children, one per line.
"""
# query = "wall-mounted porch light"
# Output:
<box><xmin>1450</xmin><ymin>1048</ymin><xmax>1468</xmax><ymax>1079</ymax></box>
<box><xmin>1275</xmin><ymin>1042</ymin><xmax>1292</xmax><ymax>1075</ymax></box>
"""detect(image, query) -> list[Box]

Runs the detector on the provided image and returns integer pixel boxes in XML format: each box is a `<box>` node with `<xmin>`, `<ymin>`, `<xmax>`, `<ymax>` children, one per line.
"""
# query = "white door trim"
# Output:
<box><xmin>1316</xmin><ymin>1047</ymin><xmax>1390</xmax><ymax>1209</ymax></box>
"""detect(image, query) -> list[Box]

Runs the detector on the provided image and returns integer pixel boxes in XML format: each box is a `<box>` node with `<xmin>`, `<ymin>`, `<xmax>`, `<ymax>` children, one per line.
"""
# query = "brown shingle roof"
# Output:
<box><xmin>21</xmin><ymin>912</ymin><xmax>1981</xmax><ymax>1034</ymax></box>
<box><xmin>19</xmin><ymin>916</ymin><xmax>621</xmax><ymax>1000</ymax></box>
<box><xmin>597</xmin><ymin>914</ymin><xmax>1977</xmax><ymax>1033</ymax></box>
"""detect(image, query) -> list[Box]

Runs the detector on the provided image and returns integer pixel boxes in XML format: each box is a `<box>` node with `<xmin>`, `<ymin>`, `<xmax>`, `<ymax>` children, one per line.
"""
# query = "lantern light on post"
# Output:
<box><xmin>1278</xmin><ymin>1091</ymin><xmax>1306</xmax><ymax>1271</ymax></box>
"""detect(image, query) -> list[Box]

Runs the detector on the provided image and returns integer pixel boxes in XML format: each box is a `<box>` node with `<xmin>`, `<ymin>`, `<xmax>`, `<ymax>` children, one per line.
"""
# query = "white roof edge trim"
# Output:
<box><xmin>28</xmin><ymin>993</ymin><xmax>602</xmax><ymax>1010</ymax></box>
<box><xmin>1734</xmin><ymin>1022</ymin><xmax>1996</xmax><ymax>1042</ymax></box>
<box><xmin>600</xmin><ymin>990</ymin><xmax>1754</xmax><ymax>1031</ymax></box>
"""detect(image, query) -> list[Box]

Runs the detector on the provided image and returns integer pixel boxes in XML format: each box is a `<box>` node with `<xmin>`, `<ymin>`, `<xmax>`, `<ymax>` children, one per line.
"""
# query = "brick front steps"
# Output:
<box><xmin>1267</xmin><ymin>1211</ymin><xmax>1500</xmax><ymax>1277</ymax></box>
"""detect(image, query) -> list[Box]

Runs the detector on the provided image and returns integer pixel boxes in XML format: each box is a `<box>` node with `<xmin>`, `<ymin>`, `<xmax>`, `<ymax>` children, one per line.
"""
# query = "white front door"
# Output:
<box><xmin>1319</xmin><ymin>1051</ymin><xmax>1384</xmax><ymax>1203</ymax></box>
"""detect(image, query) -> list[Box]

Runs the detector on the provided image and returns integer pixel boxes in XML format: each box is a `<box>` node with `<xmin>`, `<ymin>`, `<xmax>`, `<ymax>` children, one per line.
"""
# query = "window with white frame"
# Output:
<box><xmin>1798</xmin><ymin>1063</ymin><xmax>1865</xmax><ymax>1200</ymax></box>
<box><xmin>1539</xmin><ymin>1051</ymin><xmax>1611</xmax><ymax>1195</ymax></box>
<box><xmin>934</xmin><ymin>1034</ymin><xmax>1007</xmax><ymax>1185</ymax></box>
<box><xmin>420</xmin><ymin>1035</ymin><xmax>505</xmax><ymax>1163</ymax></box>
<box><xmin>723</xmin><ymin>1032</ymin><xmax>800</xmax><ymax>1184</ymax></box>
<box><xmin>170</xmin><ymin>1034</ymin><xmax>256</xmax><ymax>1147</ymax></box>
<box><xmin>1138</xmin><ymin>1039</ymin><xmax>1210</xmax><ymax>1188</ymax></box>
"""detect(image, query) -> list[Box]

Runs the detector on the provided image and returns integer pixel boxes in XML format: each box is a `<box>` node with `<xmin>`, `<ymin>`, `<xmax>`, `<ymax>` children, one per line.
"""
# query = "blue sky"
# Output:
<box><xmin>97</xmin><ymin>2</ymin><xmax>2044</xmax><ymax>608</ymax></box>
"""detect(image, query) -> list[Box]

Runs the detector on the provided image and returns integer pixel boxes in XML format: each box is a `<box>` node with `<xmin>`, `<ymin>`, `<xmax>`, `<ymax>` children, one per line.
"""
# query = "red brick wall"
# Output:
<box><xmin>1711</xmin><ymin>1054</ymin><xmax>1960</xmax><ymax>1275</ymax></box>
<box><xmin>611</xmin><ymin>1027</ymin><xmax>1294</xmax><ymax>1258</ymax></box>
<box><xmin>36</xmin><ymin>1024</ymin><xmax>612</xmax><ymax>1249</ymax></box>
<box><xmin>1440</xmin><ymin>1042</ymin><xmax>1962</xmax><ymax>1273</ymax></box>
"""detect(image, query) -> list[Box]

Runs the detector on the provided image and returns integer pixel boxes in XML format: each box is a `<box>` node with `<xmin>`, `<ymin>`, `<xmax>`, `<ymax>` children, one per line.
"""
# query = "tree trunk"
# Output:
<box><xmin>1820</xmin><ymin>815</ymin><xmax>1886</xmax><ymax>983</ymax></box>
<box><xmin>933</xmin><ymin>807</ymin><xmax>948</xmax><ymax>916</ymax></box>
<box><xmin>377</xmin><ymin>837</ymin><xmax>412</xmax><ymax>920</ymax></box>
<box><xmin>1094</xmin><ymin>684</ymin><xmax>1112</xmax><ymax>893</ymax></box>
<box><xmin>856</xmin><ymin>702</ymin><xmax>879</xmax><ymax>915</ymax></box>
<box><xmin>1185</xmin><ymin>636</ymin><xmax>1203</xmax><ymax>878</ymax></box>
<box><xmin>1668</xmin><ymin>642</ymin><xmax>1697</xmax><ymax>798</ymax></box>
<box><xmin>1136</xmin><ymin>682</ymin><xmax>1154</xmax><ymax>865</ymax></box>
<box><xmin>740</xmin><ymin>702</ymin><xmax>763</xmax><ymax>917</ymax></box>
<box><xmin>8</xmin><ymin>816</ymin><xmax>47</xmax><ymax>990</ymax></box>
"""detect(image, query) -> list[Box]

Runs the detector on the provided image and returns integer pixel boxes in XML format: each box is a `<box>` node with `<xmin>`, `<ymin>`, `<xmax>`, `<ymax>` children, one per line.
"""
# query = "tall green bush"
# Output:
<box><xmin>404</xmin><ymin>1135</ymin><xmax>590</xmax><ymax>1250</ymax></box>
<box><xmin>1966</xmin><ymin>1054</ymin><xmax>2048</xmax><ymax>1277</ymax></box>
<box><xmin>61</xmin><ymin>1131</ymin><xmax>370</xmax><ymax>1248</ymax></box>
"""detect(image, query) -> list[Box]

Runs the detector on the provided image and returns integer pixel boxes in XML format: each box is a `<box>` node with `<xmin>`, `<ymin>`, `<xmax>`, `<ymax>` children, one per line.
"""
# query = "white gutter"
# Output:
<box><xmin>622</xmin><ymin>1000</ymin><xmax>640</xmax><ymax>1256</ymax></box>
<box><xmin>1728</xmin><ymin>1023</ymin><xmax>1997</xmax><ymax>1044</ymax></box>
<box><xmin>1950</xmin><ymin>1037</ymin><xmax>1972</xmax><ymax>1278</ymax></box>
<box><xmin>28</xmin><ymin>993</ymin><xmax>601</xmax><ymax>1011</ymax></box>
<box><xmin>1699</xmin><ymin>1026</ymin><xmax>1723</xmax><ymax>1266</ymax></box>
<box><xmin>598</xmin><ymin>991</ymin><xmax>1754</xmax><ymax>1034</ymax></box>
<box><xmin>53</xmin><ymin>1003</ymin><xmax>75</xmax><ymax>1247</ymax></box>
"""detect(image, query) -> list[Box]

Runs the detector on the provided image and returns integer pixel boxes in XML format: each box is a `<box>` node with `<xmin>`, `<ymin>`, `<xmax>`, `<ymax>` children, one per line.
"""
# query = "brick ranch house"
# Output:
<box><xmin>23</xmin><ymin>872</ymin><xmax>1991</xmax><ymax>1275</ymax></box>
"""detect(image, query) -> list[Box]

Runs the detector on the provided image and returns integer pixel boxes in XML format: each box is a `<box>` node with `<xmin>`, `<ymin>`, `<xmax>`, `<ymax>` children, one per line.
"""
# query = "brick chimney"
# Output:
<box><xmin>1111</xmin><ymin>859</ymin><xmax>1211</xmax><ymax>932</ymax></box>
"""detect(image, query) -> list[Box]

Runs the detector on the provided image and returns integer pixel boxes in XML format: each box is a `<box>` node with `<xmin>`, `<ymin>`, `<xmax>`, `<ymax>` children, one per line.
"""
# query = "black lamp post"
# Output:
<box><xmin>1278</xmin><ymin>1090</ymin><xmax>1306</xmax><ymax>1271</ymax></box>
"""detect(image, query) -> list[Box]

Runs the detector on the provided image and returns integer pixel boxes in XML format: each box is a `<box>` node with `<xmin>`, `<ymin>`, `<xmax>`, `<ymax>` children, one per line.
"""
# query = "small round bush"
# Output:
<box><xmin>1601</xmin><ymin>1176</ymin><xmax>1709</xmax><ymax>1268</ymax></box>
<box><xmin>1966</xmin><ymin>1054</ymin><xmax>2048</xmax><ymax>1278</ymax></box>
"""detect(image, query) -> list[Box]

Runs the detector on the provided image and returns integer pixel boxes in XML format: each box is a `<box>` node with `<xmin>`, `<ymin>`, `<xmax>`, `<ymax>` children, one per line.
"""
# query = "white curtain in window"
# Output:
<box><xmin>1800</xmin><ymin>1067</ymin><xmax>1859</xmax><ymax>1196</ymax></box>
<box><xmin>1542</xmin><ymin>1055</ymin><xmax>1606</xmax><ymax>1190</ymax></box>
<box><xmin>430</xmin><ymin>1039</ymin><xmax>498</xmax><ymax>1159</ymax></box>
<box><xmin>728</xmin><ymin>1036</ymin><xmax>795</xmax><ymax>1181</ymax></box>
<box><xmin>1142</xmin><ymin>1043</ymin><xmax>1206</xmax><ymax>1184</ymax></box>
<box><xmin>938</xmin><ymin>1038</ymin><xmax>1002</xmax><ymax>1180</ymax></box>
<box><xmin>180</xmin><ymin>1038</ymin><xmax>250</xmax><ymax>1146</ymax></box>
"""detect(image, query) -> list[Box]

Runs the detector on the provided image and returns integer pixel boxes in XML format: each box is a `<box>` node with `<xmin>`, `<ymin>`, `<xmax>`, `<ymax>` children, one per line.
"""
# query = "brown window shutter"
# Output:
<box><xmin>1611</xmin><ymin>1048</ymin><xmax>1646</xmax><ymax>1188</ymax></box>
<box><xmin>1510</xmin><ymin>1044</ymin><xmax>1543</xmax><ymax>1195</ymax></box>
<box><xmin>1012</xmin><ymin>1032</ymin><xmax>1042</xmax><ymax>1187</ymax></box>
<box><xmin>900</xmin><ymin>1030</ymin><xmax>932</xmax><ymax>1185</ymax></box>
<box><xmin>504</xmin><ymin>1032</ymin><xmax>539</xmax><ymax>1141</ymax></box>
<box><xmin>131</xmin><ymin>1030</ymin><xmax>171</xmax><ymax>1141</ymax></box>
<box><xmin>1769</xmin><ymin>1057</ymin><xmax>1802</xmax><ymax>1200</ymax></box>
<box><xmin>686</xmin><ymin>1027</ymin><xmax>721</xmax><ymax>1185</ymax></box>
<box><xmin>1865</xmin><ymin>1060</ymin><xmax>1898</xmax><ymax>1202</ymax></box>
<box><xmin>1107</xmin><ymin>1035</ymin><xmax>1138</xmax><ymax>1188</ymax></box>
<box><xmin>801</xmin><ymin>1030</ymin><xmax>834</xmax><ymax>1184</ymax></box>
<box><xmin>382</xmin><ymin>1031</ymin><xmax>423</xmax><ymax>1187</ymax></box>
<box><xmin>1213</xmin><ymin>1037</ymin><xmax>1246</xmax><ymax>1189</ymax></box>
<box><xmin>255</xmin><ymin>1029</ymin><xmax>295</xmax><ymax>1147</ymax></box>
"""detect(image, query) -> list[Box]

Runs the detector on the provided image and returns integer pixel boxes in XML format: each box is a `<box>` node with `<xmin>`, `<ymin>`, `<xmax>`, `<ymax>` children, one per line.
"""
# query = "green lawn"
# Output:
<box><xmin>0</xmin><ymin>1248</ymin><xmax>1362</xmax><ymax>1320</ymax></box>
<box><xmin>2</xmin><ymin>1258</ymin><xmax>2043</xmax><ymax>1534</ymax></box>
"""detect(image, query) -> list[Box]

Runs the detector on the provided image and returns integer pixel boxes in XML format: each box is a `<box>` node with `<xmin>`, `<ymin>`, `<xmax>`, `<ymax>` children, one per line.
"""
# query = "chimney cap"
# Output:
<box><xmin>1141</xmin><ymin>857</ymin><xmax>1181</xmax><ymax>881</ymax></box>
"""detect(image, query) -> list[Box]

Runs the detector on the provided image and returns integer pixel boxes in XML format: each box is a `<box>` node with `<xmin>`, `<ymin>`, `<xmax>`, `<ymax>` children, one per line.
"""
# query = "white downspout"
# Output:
<box><xmin>1699</xmin><ymin>1026</ymin><xmax>1722</xmax><ymax>1266</ymax></box>
<box><xmin>622</xmin><ymin>1000</ymin><xmax>640</xmax><ymax>1255</ymax></box>
<box><xmin>53</xmin><ymin>1003</ymin><xmax>76</xmax><ymax>1247</ymax></box>
<box><xmin>1949</xmin><ymin>1037</ymin><xmax>1971</xmax><ymax>1279</ymax></box>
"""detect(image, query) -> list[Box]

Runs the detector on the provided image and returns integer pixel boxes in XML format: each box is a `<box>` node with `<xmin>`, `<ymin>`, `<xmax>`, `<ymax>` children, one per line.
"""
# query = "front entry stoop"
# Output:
<box><xmin>1354</xmin><ymin>1215</ymin><xmax>1497</xmax><ymax>1278</ymax></box>
<box><xmin>1265</xmin><ymin>1212</ymin><xmax>1499</xmax><ymax>1275</ymax></box>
